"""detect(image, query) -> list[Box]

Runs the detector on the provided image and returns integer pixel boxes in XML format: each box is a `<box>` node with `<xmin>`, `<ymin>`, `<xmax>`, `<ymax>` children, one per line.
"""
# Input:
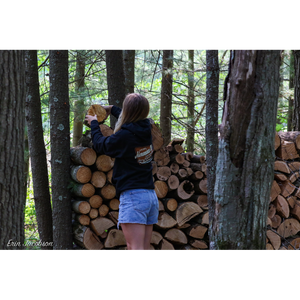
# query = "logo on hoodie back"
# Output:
<box><xmin>134</xmin><ymin>145</ymin><xmax>153</xmax><ymax>165</ymax></box>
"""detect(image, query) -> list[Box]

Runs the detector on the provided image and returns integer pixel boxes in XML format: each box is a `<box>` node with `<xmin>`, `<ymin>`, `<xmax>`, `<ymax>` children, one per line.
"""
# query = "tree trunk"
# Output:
<box><xmin>160</xmin><ymin>50</ymin><xmax>173</xmax><ymax>145</ymax></box>
<box><xmin>123</xmin><ymin>50</ymin><xmax>135</xmax><ymax>94</ymax></box>
<box><xmin>73</xmin><ymin>50</ymin><xmax>86</xmax><ymax>147</ymax></box>
<box><xmin>205</xmin><ymin>50</ymin><xmax>219</xmax><ymax>240</ymax></box>
<box><xmin>211</xmin><ymin>50</ymin><xmax>281</xmax><ymax>249</ymax></box>
<box><xmin>25</xmin><ymin>50</ymin><xmax>53</xmax><ymax>249</ymax></box>
<box><xmin>293</xmin><ymin>50</ymin><xmax>300</xmax><ymax>131</ymax></box>
<box><xmin>288</xmin><ymin>51</ymin><xmax>294</xmax><ymax>131</ymax></box>
<box><xmin>0</xmin><ymin>50</ymin><xmax>26</xmax><ymax>249</ymax></box>
<box><xmin>105</xmin><ymin>50</ymin><xmax>126</xmax><ymax>129</ymax></box>
<box><xmin>49</xmin><ymin>50</ymin><xmax>73</xmax><ymax>249</ymax></box>
<box><xmin>186</xmin><ymin>50</ymin><xmax>195</xmax><ymax>152</ymax></box>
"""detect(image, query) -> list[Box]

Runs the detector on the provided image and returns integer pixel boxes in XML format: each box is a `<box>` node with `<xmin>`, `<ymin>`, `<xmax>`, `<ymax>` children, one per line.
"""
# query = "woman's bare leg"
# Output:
<box><xmin>144</xmin><ymin>225</ymin><xmax>153</xmax><ymax>250</ymax></box>
<box><xmin>121</xmin><ymin>223</ymin><xmax>146</xmax><ymax>250</ymax></box>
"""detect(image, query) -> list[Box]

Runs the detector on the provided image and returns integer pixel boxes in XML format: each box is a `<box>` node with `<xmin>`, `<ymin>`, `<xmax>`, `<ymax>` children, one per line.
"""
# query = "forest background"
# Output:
<box><xmin>24</xmin><ymin>47</ymin><xmax>294</xmax><ymax>249</ymax></box>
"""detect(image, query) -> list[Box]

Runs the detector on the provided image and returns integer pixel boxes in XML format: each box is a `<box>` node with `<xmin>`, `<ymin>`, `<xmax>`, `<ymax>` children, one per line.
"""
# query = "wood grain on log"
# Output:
<box><xmin>72</xmin><ymin>183</ymin><xmax>95</xmax><ymax>198</ymax></box>
<box><xmin>274</xmin><ymin>161</ymin><xmax>290</xmax><ymax>174</ymax></box>
<box><xmin>154</xmin><ymin>180</ymin><xmax>168</xmax><ymax>199</ymax></box>
<box><xmin>90</xmin><ymin>217</ymin><xmax>115</xmax><ymax>236</ymax></box>
<box><xmin>266</xmin><ymin>230</ymin><xmax>281</xmax><ymax>250</ymax></box>
<box><xmin>73</xmin><ymin>223</ymin><xmax>103</xmax><ymax>250</ymax></box>
<box><xmin>275</xmin><ymin>141</ymin><xmax>299</xmax><ymax>160</ymax></box>
<box><xmin>104</xmin><ymin>229</ymin><xmax>127</xmax><ymax>248</ymax></box>
<box><xmin>176</xmin><ymin>202</ymin><xmax>202</xmax><ymax>227</ymax></box>
<box><xmin>277</xmin><ymin>218</ymin><xmax>300</xmax><ymax>238</ymax></box>
<box><xmin>274</xmin><ymin>195</ymin><xmax>290</xmax><ymax>219</ymax></box>
<box><xmin>70</xmin><ymin>146</ymin><xmax>97</xmax><ymax>166</ymax></box>
<box><xmin>72</xmin><ymin>200</ymin><xmax>91</xmax><ymax>214</ymax></box>
<box><xmin>164</xmin><ymin>228</ymin><xmax>187</xmax><ymax>245</ymax></box>
<box><xmin>96</xmin><ymin>155</ymin><xmax>115</xmax><ymax>172</ymax></box>
<box><xmin>88</xmin><ymin>195</ymin><xmax>103</xmax><ymax>209</ymax></box>
<box><xmin>91</xmin><ymin>171</ymin><xmax>106</xmax><ymax>188</ymax></box>
<box><xmin>70</xmin><ymin>165</ymin><xmax>92</xmax><ymax>183</ymax></box>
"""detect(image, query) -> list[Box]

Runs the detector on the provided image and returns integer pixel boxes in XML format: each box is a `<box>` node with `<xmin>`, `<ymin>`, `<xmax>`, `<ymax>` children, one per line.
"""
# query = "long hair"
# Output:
<box><xmin>114</xmin><ymin>93</ymin><xmax>150</xmax><ymax>133</ymax></box>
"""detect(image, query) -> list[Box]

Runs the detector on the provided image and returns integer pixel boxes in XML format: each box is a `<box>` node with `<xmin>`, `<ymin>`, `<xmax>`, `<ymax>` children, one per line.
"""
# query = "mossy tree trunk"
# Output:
<box><xmin>25</xmin><ymin>50</ymin><xmax>53</xmax><ymax>249</ymax></box>
<box><xmin>73</xmin><ymin>50</ymin><xmax>86</xmax><ymax>147</ymax></box>
<box><xmin>49</xmin><ymin>50</ymin><xmax>73</xmax><ymax>249</ymax></box>
<box><xmin>205</xmin><ymin>50</ymin><xmax>219</xmax><ymax>239</ymax></box>
<box><xmin>210</xmin><ymin>50</ymin><xmax>281</xmax><ymax>250</ymax></box>
<box><xmin>160</xmin><ymin>50</ymin><xmax>173</xmax><ymax>146</ymax></box>
<box><xmin>293</xmin><ymin>50</ymin><xmax>300</xmax><ymax>131</ymax></box>
<box><xmin>186</xmin><ymin>50</ymin><xmax>195</xmax><ymax>153</ymax></box>
<box><xmin>288</xmin><ymin>51</ymin><xmax>294</xmax><ymax>131</ymax></box>
<box><xmin>105</xmin><ymin>50</ymin><xmax>126</xmax><ymax>129</ymax></box>
<box><xmin>123</xmin><ymin>50</ymin><xmax>135</xmax><ymax>95</ymax></box>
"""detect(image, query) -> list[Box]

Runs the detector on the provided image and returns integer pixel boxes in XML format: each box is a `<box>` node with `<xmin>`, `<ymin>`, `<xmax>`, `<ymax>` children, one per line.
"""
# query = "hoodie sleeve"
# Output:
<box><xmin>90</xmin><ymin>120</ymin><xmax>126</xmax><ymax>158</ymax></box>
<box><xmin>111</xmin><ymin>106</ymin><xmax>122</xmax><ymax>119</ymax></box>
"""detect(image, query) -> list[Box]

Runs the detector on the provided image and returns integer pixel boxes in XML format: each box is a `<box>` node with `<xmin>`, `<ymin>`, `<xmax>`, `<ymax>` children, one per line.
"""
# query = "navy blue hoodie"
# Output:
<box><xmin>90</xmin><ymin>106</ymin><xmax>154</xmax><ymax>197</ymax></box>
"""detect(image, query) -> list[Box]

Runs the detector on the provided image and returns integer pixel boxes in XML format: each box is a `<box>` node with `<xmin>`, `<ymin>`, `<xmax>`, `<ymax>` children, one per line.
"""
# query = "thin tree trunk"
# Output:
<box><xmin>25</xmin><ymin>50</ymin><xmax>53</xmax><ymax>249</ymax></box>
<box><xmin>293</xmin><ymin>50</ymin><xmax>300</xmax><ymax>131</ymax></box>
<box><xmin>186</xmin><ymin>50</ymin><xmax>195</xmax><ymax>153</ymax></box>
<box><xmin>160</xmin><ymin>50</ymin><xmax>173</xmax><ymax>146</ymax></box>
<box><xmin>105</xmin><ymin>50</ymin><xmax>126</xmax><ymax>129</ymax></box>
<box><xmin>205</xmin><ymin>50</ymin><xmax>219</xmax><ymax>240</ymax></box>
<box><xmin>0</xmin><ymin>50</ymin><xmax>26</xmax><ymax>249</ymax></box>
<box><xmin>73</xmin><ymin>50</ymin><xmax>86</xmax><ymax>147</ymax></box>
<box><xmin>123</xmin><ymin>50</ymin><xmax>135</xmax><ymax>95</ymax></box>
<box><xmin>288</xmin><ymin>51</ymin><xmax>294</xmax><ymax>131</ymax></box>
<box><xmin>24</xmin><ymin>125</ymin><xmax>30</xmax><ymax>200</ymax></box>
<box><xmin>211</xmin><ymin>50</ymin><xmax>281</xmax><ymax>250</ymax></box>
<box><xmin>49</xmin><ymin>50</ymin><xmax>73</xmax><ymax>249</ymax></box>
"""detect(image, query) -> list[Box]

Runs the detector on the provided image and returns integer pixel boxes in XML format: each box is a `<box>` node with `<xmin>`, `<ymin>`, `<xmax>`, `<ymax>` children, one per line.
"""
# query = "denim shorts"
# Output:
<box><xmin>118</xmin><ymin>189</ymin><xmax>159</xmax><ymax>229</ymax></box>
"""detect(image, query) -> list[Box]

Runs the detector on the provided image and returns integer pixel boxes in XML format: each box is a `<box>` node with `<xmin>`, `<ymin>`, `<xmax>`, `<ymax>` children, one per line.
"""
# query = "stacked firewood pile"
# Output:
<box><xmin>70</xmin><ymin>122</ymin><xmax>209</xmax><ymax>250</ymax></box>
<box><xmin>268</xmin><ymin>131</ymin><xmax>300</xmax><ymax>250</ymax></box>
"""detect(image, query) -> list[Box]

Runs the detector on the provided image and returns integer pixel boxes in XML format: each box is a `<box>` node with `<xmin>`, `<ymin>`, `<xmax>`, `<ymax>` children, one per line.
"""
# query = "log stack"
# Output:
<box><xmin>268</xmin><ymin>131</ymin><xmax>300</xmax><ymax>250</ymax></box>
<box><xmin>70</xmin><ymin>123</ymin><xmax>209</xmax><ymax>250</ymax></box>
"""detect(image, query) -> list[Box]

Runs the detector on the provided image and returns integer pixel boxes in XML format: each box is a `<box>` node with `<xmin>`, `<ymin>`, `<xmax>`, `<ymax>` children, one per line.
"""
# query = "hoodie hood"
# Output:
<box><xmin>121</xmin><ymin>118</ymin><xmax>152</xmax><ymax>142</ymax></box>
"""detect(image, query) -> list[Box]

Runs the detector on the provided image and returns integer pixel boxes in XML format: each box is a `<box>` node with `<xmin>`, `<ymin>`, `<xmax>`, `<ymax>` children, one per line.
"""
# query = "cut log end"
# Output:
<box><xmin>85</xmin><ymin>104</ymin><xmax>107</xmax><ymax>124</ymax></box>
<box><xmin>96</xmin><ymin>155</ymin><xmax>115</xmax><ymax>172</ymax></box>
<box><xmin>71</xmin><ymin>165</ymin><xmax>92</xmax><ymax>183</ymax></box>
<box><xmin>73</xmin><ymin>224</ymin><xmax>103</xmax><ymax>250</ymax></box>
<box><xmin>70</xmin><ymin>146</ymin><xmax>97</xmax><ymax>166</ymax></box>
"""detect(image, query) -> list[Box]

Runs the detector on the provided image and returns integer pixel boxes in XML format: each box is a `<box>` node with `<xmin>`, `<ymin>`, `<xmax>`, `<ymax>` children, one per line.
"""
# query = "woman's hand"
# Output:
<box><xmin>85</xmin><ymin>114</ymin><xmax>98</xmax><ymax>126</ymax></box>
<box><xmin>102</xmin><ymin>105</ymin><xmax>113</xmax><ymax>120</ymax></box>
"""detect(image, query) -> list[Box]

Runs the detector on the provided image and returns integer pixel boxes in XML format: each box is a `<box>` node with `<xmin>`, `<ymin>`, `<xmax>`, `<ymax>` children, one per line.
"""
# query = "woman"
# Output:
<box><xmin>85</xmin><ymin>93</ymin><xmax>159</xmax><ymax>250</ymax></box>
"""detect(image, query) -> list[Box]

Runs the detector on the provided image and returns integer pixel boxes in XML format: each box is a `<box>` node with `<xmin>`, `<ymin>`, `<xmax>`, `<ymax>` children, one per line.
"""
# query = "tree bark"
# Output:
<box><xmin>105</xmin><ymin>50</ymin><xmax>125</xmax><ymax>129</ymax></box>
<box><xmin>293</xmin><ymin>50</ymin><xmax>300</xmax><ymax>130</ymax></box>
<box><xmin>25</xmin><ymin>50</ymin><xmax>53</xmax><ymax>249</ymax></box>
<box><xmin>205</xmin><ymin>50</ymin><xmax>219</xmax><ymax>242</ymax></box>
<box><xmin>186</xmin><ymin>50</ymin><xmax>195</xmax><ymax>152</ymax></box>
<box><xmin>288</xmin><ymin>51</ymin><xmax>294</xmax><ymax>131</ymax></box>
<box><xmin>49</xmin><ymin>50</ymin><xmax>73</xmax><ymax>249</ymax></box>
<box><xmin>160</xmin><ymin>50</ymin><xmax>173</xmax><ymax>145</ymax></box>
<box><xmin>73</xmin><ymin>50</ymin><xmax>86</xmax><ymax>147</ymax></box>
<box><xmin>0</xmin><ymin>50</ymin><xmax>26</xmax><ymax>249</ymax></box>
<box><xmin>211</xmin><ymin>50</ymin><xmax>281</xmax><ymax>249</ymax></box>
<box><xmin>123</xmin><ymin>50</ymin><xmax>135</xmax><ymax>94</ymax></box>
